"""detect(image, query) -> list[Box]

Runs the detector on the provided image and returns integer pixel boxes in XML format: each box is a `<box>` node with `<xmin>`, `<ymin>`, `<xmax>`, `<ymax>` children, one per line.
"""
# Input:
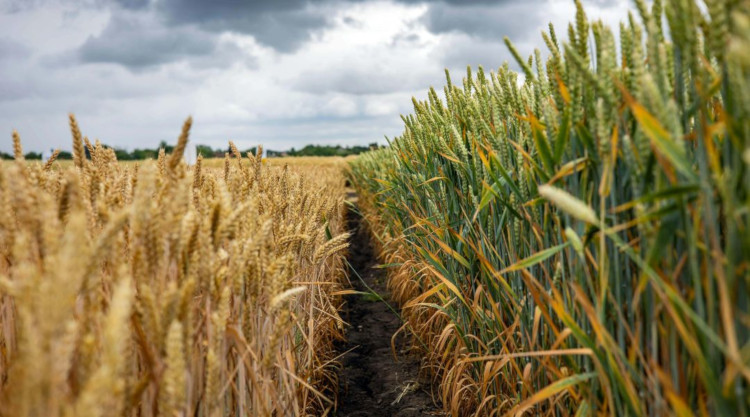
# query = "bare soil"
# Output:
<box><xmin>334</xmin><ymin>202</ymin><xmax>443</xmax><ymax>416</ymax></box>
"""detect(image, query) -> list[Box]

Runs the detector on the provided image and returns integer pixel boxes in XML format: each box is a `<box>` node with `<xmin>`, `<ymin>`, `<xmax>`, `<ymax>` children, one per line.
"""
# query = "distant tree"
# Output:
<box><xmin>114</xmin><ymin>149</ymin><xmax>133</xmax><ymax>160</ymax></box>
<box><xmin>132</xmin><ymin>149</ymin><xmax>157</xmax><ymax>160</ymax></box>
<box><xmin>196</xmin><ymin>145</ymin><xmax>215</xmax><ymax>157</ymax></box>
<box><xmin>0</xmin><ymin>141</ymin><xmax>383</xmax><ymax>162</ymax></box>
<box><xmin>265</xmin><ymin>144</ymin><xmax>376</xmax><ymax>157</ymax></box>
<box><xmin>158</xmin><ymin>141</ymin><xmax>174</xmax><ymax>153</ymax></box>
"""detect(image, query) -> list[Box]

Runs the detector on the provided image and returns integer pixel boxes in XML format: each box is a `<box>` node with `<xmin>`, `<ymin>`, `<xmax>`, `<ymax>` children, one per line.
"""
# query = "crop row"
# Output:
<box><xmin>349</xmin><ymin>0</ymin><xmax>750</xmax><ymax>415</ymax></box>
<box><xmin>0</xmin><ymin>118</ymin><xmax>350</xmax><ymax>416</ymax></box>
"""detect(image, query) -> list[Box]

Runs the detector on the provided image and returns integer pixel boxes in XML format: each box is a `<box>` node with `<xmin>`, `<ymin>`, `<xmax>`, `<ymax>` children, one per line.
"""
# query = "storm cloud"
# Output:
<box><xmin>422</xmin><ymin>1</ymin><xmax>546</xmax><ymax>41</ymax></box>
<box><xmin>77</xmin><ymin>14</ymin><xmax>217</xmax><ymax>68</ymax></box>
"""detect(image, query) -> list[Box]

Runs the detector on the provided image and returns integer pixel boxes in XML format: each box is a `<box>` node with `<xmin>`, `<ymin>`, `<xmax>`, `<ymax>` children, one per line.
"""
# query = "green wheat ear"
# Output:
<box><xmin>347</xmin><ymin>0</ymin><xmax>750</xmax><ymax>414</ymax></box>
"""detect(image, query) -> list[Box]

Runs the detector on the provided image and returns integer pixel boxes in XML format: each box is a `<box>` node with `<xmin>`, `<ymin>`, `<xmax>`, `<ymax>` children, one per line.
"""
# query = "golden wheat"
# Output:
<box><xmin>0</xmin><ymin>117</ymin><xmax>349</xmax><ymax>417</ymax></box>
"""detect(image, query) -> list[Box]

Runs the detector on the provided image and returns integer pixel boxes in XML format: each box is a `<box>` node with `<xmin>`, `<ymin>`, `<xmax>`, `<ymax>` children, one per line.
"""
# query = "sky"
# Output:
<box><xmin>0</xmin><ymin>0</ymin><xmax>631</xmax><ymax>153</ymax></box>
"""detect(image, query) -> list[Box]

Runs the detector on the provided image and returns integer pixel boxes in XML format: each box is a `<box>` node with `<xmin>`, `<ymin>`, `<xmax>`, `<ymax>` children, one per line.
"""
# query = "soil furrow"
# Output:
<box><xmin>334</xmin><ymin>203</ymin><xmax>442</xmax><ymax>416</ymax></box>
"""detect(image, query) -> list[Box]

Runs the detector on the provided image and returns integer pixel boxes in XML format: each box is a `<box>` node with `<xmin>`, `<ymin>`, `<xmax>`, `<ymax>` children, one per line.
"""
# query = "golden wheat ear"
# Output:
<box><xmin>168</xmin><ymin>116</ymin><xmax>192</xmax><ymax>173</ymax></box>
<box><xmin>68</xmin><ymin>113</ymin><xmax>86</xmax><ymax>169</ymax></box>
<box><xmin>11</xmin><ymin>130</ymin><xmax>24</xmax><ymax>161</ymax></box>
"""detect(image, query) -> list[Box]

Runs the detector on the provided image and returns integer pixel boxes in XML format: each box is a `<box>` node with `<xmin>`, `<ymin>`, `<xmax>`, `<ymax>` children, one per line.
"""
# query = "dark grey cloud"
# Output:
<box><xmin>5</xmin><ymin>0</ymin><xmax>564</xmax><ymax>55</ymax></box>
<box><xmin>417</xmin><ymin>0</ymin><xmax>623</xmax><ymax>41</ymax></box>
<box><xmin>0</xmin><ymin>39</ymin><xmax>32</xmax><ymax>100</ymax></box>
<box><xmin>189</xmin><ymin>40</ymin><xmax>258</xmax><ymax>70</ymax></box>
<box><xmin>112</xmin><ymin>0</ymin><xmax>149</xmax><ymax>10</ymax></box>
<box><xmin>113</xmin><ymin>0</ymin><xmax>533</xmax><ymax>53</ymax></box>
<box><xmin>157</xmin><ymin>0</ymin><xmax>314</xmax><ymax>19</ymax></box>
<box><xmin>0</xmin><ymin>38</ymin><xmax>31</xmax><ymax>60</ymax></box>
<box><xmin>155</xmin><ymin>0</ymin><xmax>329</xmax><ymax>52</ymax></box>
<box><xmin>4</xmin><ymin>0</ymin><xmax>329</xmax><ymax>52</ymax></box>
<box><xmin>2</xmin><ymin>0</ymin><xmax>102</xmax><ymax>13</ymax></box>
<box><xmin>1</xmin><ymin>0</ymin><xmax>54</xmax><ymax>12</ymax></box>
<box><xmin>394</xmin><ymin>0</ymin><xmax>515</xmax><ymax>3</ymax></box>
<box><xmin>77</xmin><ymin>14</ymin><xmax>229</xmax><ymax>69</ymax></box>
<box><xmin>421</xmin><ymin>1</ymin><xmax>545</xmax><ymax>41</ymax></box>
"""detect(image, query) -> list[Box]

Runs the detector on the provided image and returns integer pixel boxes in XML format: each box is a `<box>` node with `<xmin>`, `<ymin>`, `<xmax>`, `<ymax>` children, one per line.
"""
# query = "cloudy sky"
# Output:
<box><xmin>0</xmin><ymin>0</ymin><xmax>631</xmax><ymax>153</ymax></box>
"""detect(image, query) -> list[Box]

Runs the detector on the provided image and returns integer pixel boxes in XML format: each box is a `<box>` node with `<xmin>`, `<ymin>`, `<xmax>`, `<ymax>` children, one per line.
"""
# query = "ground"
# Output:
<box><xmin>334</xmin><ymin>202</ymin><xmax>443</xmax><ymax>417</ymax></box>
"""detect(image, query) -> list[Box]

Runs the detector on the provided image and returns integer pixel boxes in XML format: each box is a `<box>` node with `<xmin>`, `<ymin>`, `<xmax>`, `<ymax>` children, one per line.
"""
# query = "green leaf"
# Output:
<box><xmin>488</xmin><ymin>152</ymin><xmax>523</xmax><ymax>198</ymax></box>
<box><xmin>574</xmin><ymin>400</ymin><xmax>591</xmax><ymax>417</ymax></box>
<box><xmin>501</xmin><ymin>242</ymin><xmax>569</xmax><ymax>273</ymax></box>
<box><xmin>574</xmin><ymin>124</ymin><xmax>597</xmax><ymax>158</ymax></box>
<box><xmin>513</xmin><ymin>372</ymin><xmax>597</xmax><ymax>416</ymax></box>
<box><xmin>629</xmin><ymin>100</ymin><xmax>698</xmax><ymax>181</ymax></box>
<box><xmin>554</xmin><ymin>109</ymin><xmax>572</xmax><ymax>163</ymax></box>
<box><xmin>530</xmin><ymin>114</ymin><xmax>555</xmax><ymax>173</ymax></box>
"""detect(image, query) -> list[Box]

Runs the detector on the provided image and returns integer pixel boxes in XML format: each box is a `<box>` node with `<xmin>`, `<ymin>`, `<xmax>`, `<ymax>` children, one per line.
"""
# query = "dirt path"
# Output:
<box><xmin>334</xmin><ymin>202</ymin><xmax>442</xmax><ymax>417</ymax></box>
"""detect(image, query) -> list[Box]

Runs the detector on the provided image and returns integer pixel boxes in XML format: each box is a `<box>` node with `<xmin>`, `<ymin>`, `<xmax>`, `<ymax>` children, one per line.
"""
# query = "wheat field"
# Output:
<box><xmin>0</xmin><ymin>116</ymin><xmax>350</xmax><ymax>416</ymax></box>
<box><xmin>2</xmin><ymin>0</ymin><xmax>749</xmax><ymax>415</ymax></box>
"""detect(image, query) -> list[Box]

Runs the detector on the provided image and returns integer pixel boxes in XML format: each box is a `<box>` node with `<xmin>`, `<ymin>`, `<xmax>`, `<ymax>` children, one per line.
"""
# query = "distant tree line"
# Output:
<box><xmin>0</xmin><ymin>151</ymin><xmax>44</xmax><ymax>160</ymax></box>
<box><xmin>0</xmin><ymin>141</ymin><xmax>243</xmax><ymax>161</ymax></box>
<box><xmin>266</xmin><ymin>143</ymin><xmax>380</xmax><ymax>157</ymax></box>
<box><xmin>1</xmin><ymin>142</ymin><xmax>380</xmax><ymax>160</ymax></box>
